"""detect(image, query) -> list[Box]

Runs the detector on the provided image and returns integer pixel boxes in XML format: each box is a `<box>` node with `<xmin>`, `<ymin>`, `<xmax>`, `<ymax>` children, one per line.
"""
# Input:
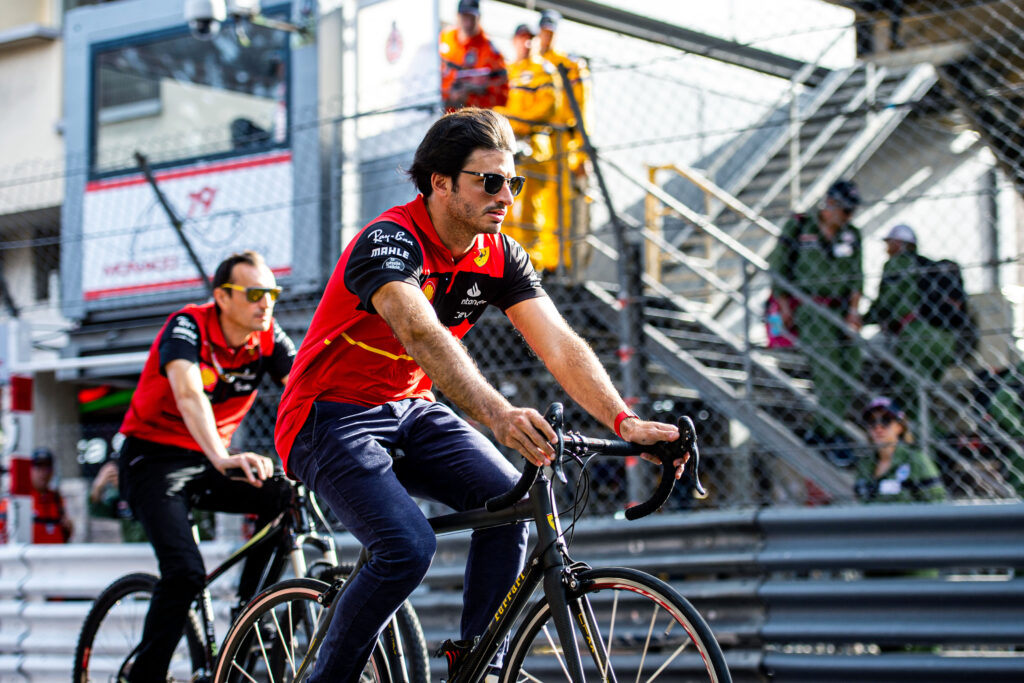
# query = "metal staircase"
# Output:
<box><xmin>564</xmin><ymin>55</ymin><xmax>1023</xmax><ymax>501</ymax></box>
<box><xmin>651</xmin><ymin>62</ymin><xmax>939</xmax><ymax>311</ymax></box>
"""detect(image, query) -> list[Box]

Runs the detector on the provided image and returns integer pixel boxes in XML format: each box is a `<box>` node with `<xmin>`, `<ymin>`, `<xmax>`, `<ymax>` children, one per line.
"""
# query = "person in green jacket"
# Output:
<box><xmin>855</xmin><ymin>396</ymin><xmax>947</xmax><ymax>503</ymax></box>
<box><xmin>768</xmin><ymin>179</ymin><xmax>864</xmax><ymax>465</ymax></box>
<box><xmin>864</xmin><ymin>224</ymin><xmax>957</xmax><ymax>422</ymax></box>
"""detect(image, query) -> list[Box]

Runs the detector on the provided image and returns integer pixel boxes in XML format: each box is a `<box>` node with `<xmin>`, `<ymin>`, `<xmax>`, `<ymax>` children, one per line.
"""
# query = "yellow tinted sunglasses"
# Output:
<box><xmin>220</xmin><ymin>284</ymin><xmax>282</xmax><ymax>303</ymax></box>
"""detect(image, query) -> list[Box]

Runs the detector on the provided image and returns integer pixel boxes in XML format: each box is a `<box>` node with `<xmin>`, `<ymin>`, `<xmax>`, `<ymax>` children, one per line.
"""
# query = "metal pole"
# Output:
<box><xmin>918</xmin><ymin>384</ymin><xmax>931</xmax><ymax>461</ymax></box>
<box><xmin>134</xmin><ymin>151</ymin><xmax>212</xmax><ymax>294</ymax></box>
<box><xmin>985</xmin><ymin>165</ymin><xmax>1000</xmax><ymax>291</ymax></box>
<box><xmin>556</xmin><ymin>64</ymin><xmax>642</xmax><ymax>408</ymax></box>
<box><xmin>557</xmin><ymin>129</ymin><xmax>569</xmax><ymax>279</ymax></box>
<box><xmin>788</xmin><ymin>80</ymin><xmax>800</xmax><ymax>210</ymax></box>
<box><xmin>737</xmin><ymin>264</ymin><xmax>756</xmax><ymax>505</ymax></box>
<box><xmin>0</xmin><ymin>260</ymin><xmax>20</xmax><ymax>318</ymax></box>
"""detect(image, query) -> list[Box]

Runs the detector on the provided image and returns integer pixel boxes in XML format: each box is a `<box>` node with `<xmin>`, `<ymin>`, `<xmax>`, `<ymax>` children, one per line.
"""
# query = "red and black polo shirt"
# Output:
<box><xmin>120</xmin><ymin>302</ymin><xmax>295</xmax><ymax>453</ymax></box>
<box><xmin>275</xmin><ymin>195</ymin><xmax>545</xmax><ymax>468</ymax></box>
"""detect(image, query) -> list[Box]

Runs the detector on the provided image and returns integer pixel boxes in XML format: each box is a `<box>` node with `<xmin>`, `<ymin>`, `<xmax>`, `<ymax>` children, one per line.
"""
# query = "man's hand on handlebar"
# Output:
<box><xmin>212</xmin><ymin>452</ymin><xmax>275</xmax><ymax>487</ymax></box>
<box><xmin>619</xmin><ymin>418</ymin><xmax>690</xmax><ymax>480</ymax></box>
<box><xmin>491</xmin><ymin>406</ymin><xmax>557</xmax><ymax>467</ymax></box>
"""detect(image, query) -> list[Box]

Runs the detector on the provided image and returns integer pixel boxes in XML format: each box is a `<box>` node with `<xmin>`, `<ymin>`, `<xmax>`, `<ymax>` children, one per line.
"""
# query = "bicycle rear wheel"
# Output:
<box><xmin>73</xmin><ymin>572</ymin><xmax>205</xmax><ymax>683</ymax></box>
<box><xmin>214</xmin><ymin>577</ymin><xmax>391</xmax><ymax>683</ymax></box>
<box><xmin>501</xmin><ymin>567</ymin><xmax>730</xmax><ymax>683</ymax></box>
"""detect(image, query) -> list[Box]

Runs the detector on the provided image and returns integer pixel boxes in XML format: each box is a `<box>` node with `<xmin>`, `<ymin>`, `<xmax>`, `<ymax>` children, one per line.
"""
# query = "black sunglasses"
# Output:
<box><xmin>221</xmin><ymin>284</ymin><xmax>282</xmax><ymax>303</ymax></box>
<box><xmin>460</xmin><ymin>170</ymin><xmax>525</xmax><ymax>197</ymax></box>
<box><xmin>865</xmin><ymin>415</ymin><xmax>896</xmax><ymax>428</ymax></box>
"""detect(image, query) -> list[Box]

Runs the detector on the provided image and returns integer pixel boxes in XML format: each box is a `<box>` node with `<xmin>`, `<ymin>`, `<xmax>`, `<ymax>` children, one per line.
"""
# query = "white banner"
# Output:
<box><xmin>356</xmin><ymin>0</ymin><xmax>440</xmax><ymax>140</ymax></box>
<box><xmin>81</xmin><ymin>151</ymin><xmax>294</xmax><ymax>300</ymax></box>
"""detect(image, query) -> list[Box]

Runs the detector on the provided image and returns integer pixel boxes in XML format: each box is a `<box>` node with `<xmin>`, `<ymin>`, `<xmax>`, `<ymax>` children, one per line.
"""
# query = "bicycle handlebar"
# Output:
<box><xmin>484</xmin><ymin>403</ymin><xmax>705</xmax><ymax>520</ymax></box>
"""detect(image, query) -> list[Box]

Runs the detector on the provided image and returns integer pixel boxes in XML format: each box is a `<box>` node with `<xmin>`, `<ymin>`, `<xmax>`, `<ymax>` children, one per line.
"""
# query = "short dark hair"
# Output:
<box><xmin>407</xmin><ymin>108</ymin><xmax>516</xmax><ymax>197</ymax></box>
<box><xmin>212</xmin><ymin>250</ymin><xmax>266</xmax><ymax>289</ymax></box>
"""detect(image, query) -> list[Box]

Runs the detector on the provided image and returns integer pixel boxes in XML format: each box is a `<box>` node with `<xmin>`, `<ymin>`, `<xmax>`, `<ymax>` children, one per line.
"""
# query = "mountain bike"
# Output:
<box><xmin>213</xmin><ymin>403</ymin><xmax>732</xmax><ymax>683</ymax></box>
<box><xmin>71</xmin><ymin>473</ymin><xmax>430</xmax><ymax>683</ymax></box>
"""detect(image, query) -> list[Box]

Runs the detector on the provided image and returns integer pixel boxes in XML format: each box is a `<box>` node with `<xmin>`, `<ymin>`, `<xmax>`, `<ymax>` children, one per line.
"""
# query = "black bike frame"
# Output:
<box><xmin>193</xmin><ymin>485</ymin><xmax>337</xmax><ymax>673</ymax></box>
<box><xmin>443</xmin><ymin>471</ymin><xmax>588</xmax><ymax>683</ymax></box>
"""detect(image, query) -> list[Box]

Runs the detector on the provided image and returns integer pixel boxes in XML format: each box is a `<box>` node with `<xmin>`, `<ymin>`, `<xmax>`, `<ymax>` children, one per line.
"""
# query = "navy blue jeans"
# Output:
<box><xmin>288</xmin><ymin>399</ymin><xmax>529</xmax><ymax>683</ymax></box>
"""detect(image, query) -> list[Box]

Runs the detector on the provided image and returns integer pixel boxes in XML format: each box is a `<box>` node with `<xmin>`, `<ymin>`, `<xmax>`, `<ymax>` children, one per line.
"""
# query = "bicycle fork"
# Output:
<box><xmin>536</xmin><ymin>486</ymin><xmax>589</xmax><ymax>683</ymax></box>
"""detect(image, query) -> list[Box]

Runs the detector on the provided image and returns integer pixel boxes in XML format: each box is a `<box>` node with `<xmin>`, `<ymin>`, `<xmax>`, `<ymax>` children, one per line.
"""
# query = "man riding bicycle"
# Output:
<box><xmin>118</xmin><ymin>250</ymin><xmax>295</xmax><ymax>682</ymax></box>
<box><xmin>275</xmin><ymin>107</ymin><xmax>685</xmax><ymax>683</ymax></box>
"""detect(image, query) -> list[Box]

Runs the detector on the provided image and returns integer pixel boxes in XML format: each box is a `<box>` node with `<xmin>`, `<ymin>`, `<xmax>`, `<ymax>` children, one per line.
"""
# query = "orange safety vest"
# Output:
<box><xmin>439</xmin><ymin>26</ymin><xmax>509</xmax><ymax>110</ymax></box>
<box><xmin>0</xmin><ymin>490</ymin><xmax>68</xmax><ymax>544</ymax></box>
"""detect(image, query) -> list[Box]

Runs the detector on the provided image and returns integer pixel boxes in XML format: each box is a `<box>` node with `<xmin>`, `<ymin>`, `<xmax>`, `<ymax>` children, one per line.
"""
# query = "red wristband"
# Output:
<box><xmin>614</xmin><ymin>409</ymin><xmax>640</xmax><ymax>439</ymax></box>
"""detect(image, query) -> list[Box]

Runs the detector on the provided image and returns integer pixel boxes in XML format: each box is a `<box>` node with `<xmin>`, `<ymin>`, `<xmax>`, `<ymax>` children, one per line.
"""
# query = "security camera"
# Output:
<box><xmin>185</xmin><ymin>0</ymin><xmax>227</xmax><ymax>40</ymax></box>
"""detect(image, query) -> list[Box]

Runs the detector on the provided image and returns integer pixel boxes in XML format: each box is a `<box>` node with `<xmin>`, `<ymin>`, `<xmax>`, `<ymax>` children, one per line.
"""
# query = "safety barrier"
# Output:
<box><xmin>0</xmin><ymin>503</ymin><xmax>1022</xmax><ymax>682</ymax></box>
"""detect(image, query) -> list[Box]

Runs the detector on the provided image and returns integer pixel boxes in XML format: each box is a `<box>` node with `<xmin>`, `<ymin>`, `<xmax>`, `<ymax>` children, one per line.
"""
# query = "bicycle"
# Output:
<box><xmin>214</xmin><ymin>403</ymin><xmax>732</xmax><ymax>683</ymax></box>
<box><xmin>72</xmin><ymin>473</ymin><xmax>430</xmax><ymax>683</ymax></box>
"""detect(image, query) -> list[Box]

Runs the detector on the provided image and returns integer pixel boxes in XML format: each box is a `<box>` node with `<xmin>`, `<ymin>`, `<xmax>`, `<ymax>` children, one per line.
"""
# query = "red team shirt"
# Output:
<box><xmin>120</xmin><ymin>302</ymin><xmax>295</xmax><ymax>452</ymax></box>
<box><xmin>275</xmin><ymin>195</ymin><xmax>545</xmax><ymax>470</ymax></box>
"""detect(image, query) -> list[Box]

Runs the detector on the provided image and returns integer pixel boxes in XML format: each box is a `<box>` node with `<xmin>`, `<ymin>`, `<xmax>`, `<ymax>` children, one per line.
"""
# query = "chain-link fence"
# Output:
<box><xmin>3</xmin><ymin>0</ymin><xmax>1024</xmax><ymax>526</ymax></box>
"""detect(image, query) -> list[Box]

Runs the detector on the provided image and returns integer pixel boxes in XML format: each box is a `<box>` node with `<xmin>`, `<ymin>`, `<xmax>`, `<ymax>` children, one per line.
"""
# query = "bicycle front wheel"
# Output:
<box><xmin>502</xmin><ymin>567</ymin><xmax>730</xmax><ymax>683</ymax></box>
<box><xmin>214</xmin><ymin>577</ymin><xmax>391</xmax><ymax>683</ymax></box>
<box><xmin>73</xmin><ymin>572</ymin><xmax>204</xmax><ymax>683</ymax></box>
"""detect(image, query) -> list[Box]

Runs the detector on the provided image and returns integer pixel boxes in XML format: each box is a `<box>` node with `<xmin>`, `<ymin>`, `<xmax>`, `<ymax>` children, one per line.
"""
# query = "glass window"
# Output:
<box><xmin>91</xmin><ymin>12</ymin><xmax>290</xmax><ymax>176</ymax></box>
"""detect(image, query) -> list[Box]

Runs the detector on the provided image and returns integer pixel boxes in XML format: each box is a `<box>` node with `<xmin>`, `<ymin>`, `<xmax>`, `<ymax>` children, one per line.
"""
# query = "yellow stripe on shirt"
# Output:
<box><xmin>340</xmin><ymin>332</ymin><xmax>413</xmax><ymax>361</ymax></box>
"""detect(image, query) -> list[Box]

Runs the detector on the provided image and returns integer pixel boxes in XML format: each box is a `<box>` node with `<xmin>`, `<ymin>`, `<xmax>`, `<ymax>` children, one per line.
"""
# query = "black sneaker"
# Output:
<box><xmin>435</xmin><ymin>638</ymin><xmax>473</xmax><ymax>682</ymax></box>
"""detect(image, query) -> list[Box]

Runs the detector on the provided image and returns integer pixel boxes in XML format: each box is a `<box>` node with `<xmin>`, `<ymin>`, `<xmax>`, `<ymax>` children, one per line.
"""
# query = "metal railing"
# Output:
<box><xmin>601</xmin><ymin>155</ymin><xmax>1024</xmax><ymax>499</ymax></box>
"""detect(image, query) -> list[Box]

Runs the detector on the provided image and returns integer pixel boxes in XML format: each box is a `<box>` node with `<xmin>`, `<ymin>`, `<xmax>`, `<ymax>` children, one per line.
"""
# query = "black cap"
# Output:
<box><xmin>539</xmin><ymin>9</ymin><xmax>561</xmax><ymax>29</ymax></box>
<box><xmin>457</xmin><ymin>0</ymin><xmax>480</xmax><ymax>16</ymax></box>
<box><xmin>514</xmin><ymin>23</ymin><xmax>534</xmax><ymax>37</ymax></box>
<box><xmin>862</xmin><ymin>396</ymin><xmax>905</xmax><ymax>422</ymax></box>
<box><xmin>826</xmin><ymin>179</ymin><xmax>861</xmax><ymax>212</ymax></box>
<box><xmin>31</xmin><ymin>447</ymin><xmax>54</xmax><ymax>465</ymax></box>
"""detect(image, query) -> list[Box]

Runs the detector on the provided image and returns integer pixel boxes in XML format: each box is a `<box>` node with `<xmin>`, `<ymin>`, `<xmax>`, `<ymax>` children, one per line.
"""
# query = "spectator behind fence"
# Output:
<box><xmin>440</xmin><ymin>0</ymin><xmax>508</xmax><ymax>111</ymax></box>
<box><xmin>767</xmin><ymin>179</ymin><xmax>864</xmax><ymax>466</ymax></box>
<box><xmin>864</xmin><ymin>224</ymin><xmax>959</xmax><ymax>419</ymax></box>
<box><xmin>88</xmin><ymin>454</ymin><xmax>147</xmax><ymax>543</ymax></box>
<box><xmin>987</xmin><ymin>360</ymin><xmax>1024</xmax><ymax>497</ymax></box>
<box><xmin>494</xmin><ymin>23</ymin><xmax>559</xmax><ymax>270</ymax></box>
<box><xmin>0</xmin><ymin>448</ymin><xmax>74</xmax><ymax>543</ymax></box>
<box><xmin>855</xmin><ymin>397</ymin><xmax>947</xmax><ymax>503</ymax></box>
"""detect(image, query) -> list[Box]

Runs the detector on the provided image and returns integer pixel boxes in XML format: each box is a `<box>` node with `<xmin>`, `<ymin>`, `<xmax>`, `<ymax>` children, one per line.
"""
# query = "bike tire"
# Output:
<box><xmin>314</xmin><ymin>563</ymin><xmax>431</xmax><ymax>683</ymax></box>
<box><xmin>72</xmin><ymin>572</ymin><xmax>205</xmax><ymax>683</ymax></box>
<box><xmin>213</xmin><ymin>577</ymin><xmax>392</xmax><ymax>683</ymax></box>
<box><xmin>501</xmin><ymin>567</ymin><xmax>731</xmax><ymax>683</ymax></box>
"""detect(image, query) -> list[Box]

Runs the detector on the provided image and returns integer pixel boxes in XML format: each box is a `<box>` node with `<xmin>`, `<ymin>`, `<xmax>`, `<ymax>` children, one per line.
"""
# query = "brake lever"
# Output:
<box><xmin>679</xmin><ymin>416</ymin><xmax>707</xmax><ymax>498</ymax></box>
<box><xmin>545</xmin><ymin>403</ymin><xmax>567</xmax><ymax>484</ymax></box>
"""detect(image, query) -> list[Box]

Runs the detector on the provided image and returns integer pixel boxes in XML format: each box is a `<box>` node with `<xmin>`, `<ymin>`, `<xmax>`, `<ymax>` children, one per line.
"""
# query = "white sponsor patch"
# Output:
<box><xmin>170</xmin><ymin>316</ymin><xmax>199</xmax><ymax>341</ymax></box>
<box><xmin>371</xmin><ymin>246</ymin><xmax>410</xmax><ymax>259</ymax></box>
<box><xmin>383</xmin><ymin>257</ymin><xmax>405</xmax><ymax>270</ymax></box>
